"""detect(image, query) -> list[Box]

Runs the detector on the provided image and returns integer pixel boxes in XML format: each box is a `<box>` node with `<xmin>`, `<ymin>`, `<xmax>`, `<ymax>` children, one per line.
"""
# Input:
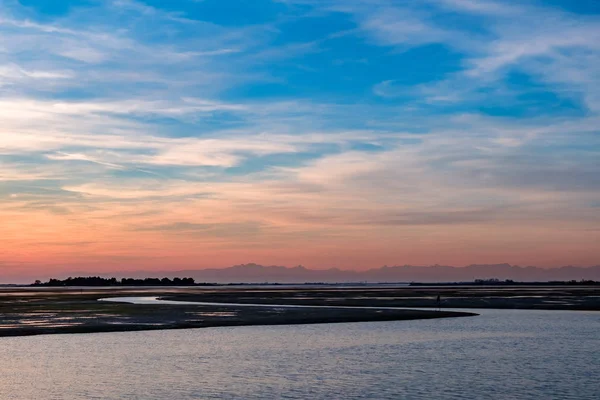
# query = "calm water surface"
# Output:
<box><xmin>1</xmin><ymin>309</ymin><xmax>597</xmax><ymax>399</ymax></box>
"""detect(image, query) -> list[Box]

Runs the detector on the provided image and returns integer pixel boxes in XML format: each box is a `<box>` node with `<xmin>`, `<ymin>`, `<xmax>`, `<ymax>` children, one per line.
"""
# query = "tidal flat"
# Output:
<box><xmin>163</xmin><ymin>285</ymin><xmax>600</xmax><ymax>310</ymax></box>
<box><xmin>0</xmin><ymin>285</ymin><xmax>597</xmax><ymax>337</ymax></box>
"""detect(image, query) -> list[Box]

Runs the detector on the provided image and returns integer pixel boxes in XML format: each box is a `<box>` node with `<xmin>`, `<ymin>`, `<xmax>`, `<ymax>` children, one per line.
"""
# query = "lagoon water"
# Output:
<box><xmin>1</xmin><ymin>309</ymin><xmax>598</xmax><ymax>400</ymax></box>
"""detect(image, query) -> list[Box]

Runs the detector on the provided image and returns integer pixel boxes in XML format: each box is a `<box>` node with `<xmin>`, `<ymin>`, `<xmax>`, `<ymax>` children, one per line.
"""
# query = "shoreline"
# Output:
<box><xmin>0</xmin><ymin>288</ymin><xmax>477</xmax><ymax>338</ymax></box>
<box><xmin>0</xmin><ymin>309</ymin><xmax>476</xmax><ymax>338</ymax></box>
<box><xmin>2</xmin><ymin>284</ymin><xmax>598</xmax><ymax>338</ymax></box>
<box><xmin>159</xmin><ymin>285</ymin><xmax>600</xmax><ymax>311</ymax></box>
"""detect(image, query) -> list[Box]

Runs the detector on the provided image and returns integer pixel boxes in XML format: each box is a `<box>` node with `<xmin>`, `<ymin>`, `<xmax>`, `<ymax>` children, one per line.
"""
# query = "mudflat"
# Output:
<box><xmin>163</xmin><ymin>285</ymin><xmax>599</xmax><ymax>310</ymax></box>
<box><xmin>0</xmin><ymin>287</ymin><xmax>476</xmax><ymax>337</ymax></box>
<box><xmin>1</xmin><ymin>285</ymin><xmax>597</xmax><ymax>337</ymax></box>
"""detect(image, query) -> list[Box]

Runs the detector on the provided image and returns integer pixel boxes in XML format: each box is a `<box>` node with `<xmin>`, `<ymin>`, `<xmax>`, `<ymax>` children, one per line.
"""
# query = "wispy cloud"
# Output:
<box><xmin>0</xmin><ymin>0</ymin><xmax>599</xmax><ymax>274</ymax></box>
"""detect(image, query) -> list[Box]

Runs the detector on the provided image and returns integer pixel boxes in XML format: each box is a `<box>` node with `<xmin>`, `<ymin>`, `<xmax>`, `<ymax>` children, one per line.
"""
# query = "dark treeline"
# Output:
<box><xmin>32</xmin><ymin>276</ymin><xmax>199</xmax><ymax>287</ymax></box>
<box><xmin>409</xmin><ymin>279</ymin><xmax>599</xmax><ymax>286</ymax></box>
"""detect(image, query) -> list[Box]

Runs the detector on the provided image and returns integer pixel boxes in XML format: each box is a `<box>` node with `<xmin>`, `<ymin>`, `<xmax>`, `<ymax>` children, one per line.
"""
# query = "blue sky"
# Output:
<box><xmin>1</xmin><ymin>0</ymin><xmax>599</xmax><ymax>276</ymax></box>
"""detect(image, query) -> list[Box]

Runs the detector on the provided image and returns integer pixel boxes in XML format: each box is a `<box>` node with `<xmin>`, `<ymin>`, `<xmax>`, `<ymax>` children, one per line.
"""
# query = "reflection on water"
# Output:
<box><xmin>99</xmin><ymin>296</ymin><xmax>443</xmax><ymax>310</ymax></box>
<box><xmin>0</xmin><ymin>309</ymin><xmax>598</xmax><ymax>400</ymax></box>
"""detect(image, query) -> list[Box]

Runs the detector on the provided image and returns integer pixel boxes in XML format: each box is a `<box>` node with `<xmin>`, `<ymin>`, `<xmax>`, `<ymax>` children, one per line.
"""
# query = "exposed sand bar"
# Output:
<box><xmin>0</xmin><ymin>287</ymin><xmax>476</xmax><ymax>337</ymax></box>
<box><xmin>161</xmin><ymin>285</ymin><xmax>600</xmax><ymax>310</ymax></box>
<box><xmin>2</xmin><ymin>285</ymin><xmax>598</xmax><ymax>337</ymax></box>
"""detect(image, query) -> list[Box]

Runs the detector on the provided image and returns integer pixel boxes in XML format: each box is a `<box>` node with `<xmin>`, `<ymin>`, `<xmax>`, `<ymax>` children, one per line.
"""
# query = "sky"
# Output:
<box><xmin>1</xmin><ymin>0</ymin><xmax>599</xmax><ymax>279</ymax></box>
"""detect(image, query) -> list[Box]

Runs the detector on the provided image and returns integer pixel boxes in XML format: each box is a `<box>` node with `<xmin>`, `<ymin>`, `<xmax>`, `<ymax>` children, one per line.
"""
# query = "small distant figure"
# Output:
<box><xmin>436</xmin><ymin>294</ymin><xmax>441</xmax><ymax>310</ymax></box>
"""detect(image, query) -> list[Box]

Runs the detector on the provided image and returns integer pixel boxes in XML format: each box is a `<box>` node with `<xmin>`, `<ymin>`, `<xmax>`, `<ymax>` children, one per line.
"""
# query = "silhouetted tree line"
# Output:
<box><xmin>32</xmin><ymin>276</ymin><xmax>197</xmax><ymax>286</ymax></box>
<box><xmin>473</xmin><ymin>278</ymin><xmax>599</xmax><ymax>285</ymax></box>
<box><xmin>410</xmin><ymin>279</ymin><xmax>598</xmax><ymax>286</ymax></box>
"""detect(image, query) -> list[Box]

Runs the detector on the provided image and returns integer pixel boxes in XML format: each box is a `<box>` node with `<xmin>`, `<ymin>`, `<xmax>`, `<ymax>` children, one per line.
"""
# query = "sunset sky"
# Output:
<box><xmin>1</xmin><ymin>0</ymin><xmax>599</xmax><ymax>280</ymax></box>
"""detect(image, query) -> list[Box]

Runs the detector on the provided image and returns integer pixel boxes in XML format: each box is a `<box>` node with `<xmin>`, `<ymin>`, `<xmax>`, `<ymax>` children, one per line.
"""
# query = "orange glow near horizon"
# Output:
<box><xmin>2</xmin><ymin>196</ymin><xmax>599</xmax><ymax>281</ymax></box>
<box><xmin>1</xmin><ymin>0</ymin><xmax>599</xmax><ymax>282</ymax></box>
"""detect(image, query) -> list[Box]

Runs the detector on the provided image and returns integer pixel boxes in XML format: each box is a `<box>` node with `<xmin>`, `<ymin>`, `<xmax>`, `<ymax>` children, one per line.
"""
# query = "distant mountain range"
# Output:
<box><xmin>71</xmin><ymin>263</ymin><xmax>600</xmax><ymax>283</ymax></box>
<box><xmin>3</xmin><ymin>263</ymin><xmax>599</xmax><ymax>285</ymax></box>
